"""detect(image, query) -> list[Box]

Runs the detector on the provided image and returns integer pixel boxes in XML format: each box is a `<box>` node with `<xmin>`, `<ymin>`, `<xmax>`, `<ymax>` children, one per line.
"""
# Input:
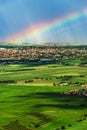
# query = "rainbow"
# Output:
<box><xmin>5</xmin><ymin>9</ymin><xmax>87</xmax><ymax>43</ymax></box>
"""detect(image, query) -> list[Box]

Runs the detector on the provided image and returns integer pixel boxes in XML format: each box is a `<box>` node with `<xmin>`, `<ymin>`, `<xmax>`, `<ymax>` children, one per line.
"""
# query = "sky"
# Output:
<box><xmin>0</xmin><ymin>0</ymin><xmax>87</xmax><ymax>44</ymax></box>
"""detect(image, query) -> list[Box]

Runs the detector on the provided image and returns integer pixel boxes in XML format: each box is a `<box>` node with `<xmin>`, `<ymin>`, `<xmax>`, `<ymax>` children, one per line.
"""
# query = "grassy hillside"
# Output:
<box><xmin>0</xmin><ymin>64</ymin><xmax>87</xmax><ymax>129</ymax></box>
<box><xmin>0</xmin><ymin>85</ymin><xmax>86</xmax><ymax>130</ymax></box>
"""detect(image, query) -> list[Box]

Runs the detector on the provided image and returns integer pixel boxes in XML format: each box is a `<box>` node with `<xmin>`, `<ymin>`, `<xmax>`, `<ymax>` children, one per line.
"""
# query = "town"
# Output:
<box><xmin>0</xmin><ymin>44</ymin><xmax>87</xmax><ymax>66</ymax></box>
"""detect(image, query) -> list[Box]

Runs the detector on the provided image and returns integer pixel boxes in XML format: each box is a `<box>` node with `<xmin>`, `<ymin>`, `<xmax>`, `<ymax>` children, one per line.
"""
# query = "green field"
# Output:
<box><xmin>0</xmin><ymin>64</ymin><xmax>87</xmax><ymax>130</ymax></box>
<box><xmin>0</xmin><ymin>64</ymin><xmax>87</xmax><ymax>84</ymax></box>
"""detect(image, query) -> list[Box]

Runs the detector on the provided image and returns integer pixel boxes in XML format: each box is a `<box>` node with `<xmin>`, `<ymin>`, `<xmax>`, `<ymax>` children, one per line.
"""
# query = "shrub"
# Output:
<box><xmin>61</xmin><ymin>126</ymin><xmax>65</xmax><ymax>129</ymax></box>
<box><xmin>68</xmin><ymin>124</ymin><xmax>72</xmax><ymax>127</ymax></box>
<box><xmin>53</xmin><ymin>83</ymin><xmax>56</xmax><ymax>86</ymax></box>
<box><xmin>25</xmin><ymin>80</ymin><xmax>33</xmax><ymax>83</ymax></box>
<box><xmin>84</xmin><ymin>114</ymin><xmax>87</xmax><ymax>117</ymax></box>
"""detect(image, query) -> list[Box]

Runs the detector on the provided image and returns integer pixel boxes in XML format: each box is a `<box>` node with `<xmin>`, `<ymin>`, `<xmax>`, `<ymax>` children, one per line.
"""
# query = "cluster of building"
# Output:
<box><xmin>62</xmin><ymin>89</ymin><xmax>87</xmax><ymax>96</ymax></box>
<box><xmin>0</xmin><ymin>46</ymin><xmax>87</xmax><ymax>64</ymax></box>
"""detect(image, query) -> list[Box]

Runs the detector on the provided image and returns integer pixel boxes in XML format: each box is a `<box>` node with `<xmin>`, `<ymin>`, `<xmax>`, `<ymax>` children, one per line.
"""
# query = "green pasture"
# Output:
<box><xmin>0</xmin><ymin>64</ymin><xmax>87</xmax><ymax>129</ymax></box>
<box><xmin>0</xmin><ymin>85</ymin><xmax>87</xmax><ymax>130</ymax></box>
<box><xmin>0</xmin><ymin>64</ymin><xmax>87</xmax><ymax>84</ymax></box>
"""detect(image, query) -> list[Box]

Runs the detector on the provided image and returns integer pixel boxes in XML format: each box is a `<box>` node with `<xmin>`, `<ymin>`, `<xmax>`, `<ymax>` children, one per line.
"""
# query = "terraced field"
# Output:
<box><xmin>0</xmin><ymin>64</ymin><xmax>87</xmax><ymax>130</ymax></box>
